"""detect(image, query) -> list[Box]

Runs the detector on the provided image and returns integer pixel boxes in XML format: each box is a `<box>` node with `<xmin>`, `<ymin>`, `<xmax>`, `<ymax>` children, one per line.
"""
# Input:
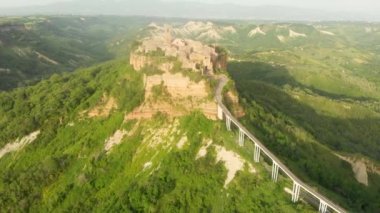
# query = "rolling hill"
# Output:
<box><xmin>1</xmin><ymin>17</ymin><xmax>380</xmax><ymax>212</ymax></box>
<box><xmin>152</xmin><ymin>20</ymin><xmax>380</xmax><ymax>212</ymax></box>
<box><xmin>1</xmin><ymin>0</ymin><xmax>379</xmax><ymax>21</ymax></box>
<box><xmin>0</xmin><ymin>58</ymin><xmax>316</xmax><ymax>212</ymax></box>
<box><xmin>0</xmin><ymin>16</ymin><xmax>150</xmax><ymax>90</ymax></box>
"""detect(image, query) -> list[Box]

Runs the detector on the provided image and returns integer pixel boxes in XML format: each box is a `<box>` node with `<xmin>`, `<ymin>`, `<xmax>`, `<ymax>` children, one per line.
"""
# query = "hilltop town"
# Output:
<box><xmin>128</xmin><ymin>23</ymin><xmax>227</xmax><ymax>120</ymax></box>
<box><xmin>130</xmin><ymin>22</ymin><xmax>227</xmax><ymax>75</ymax></box>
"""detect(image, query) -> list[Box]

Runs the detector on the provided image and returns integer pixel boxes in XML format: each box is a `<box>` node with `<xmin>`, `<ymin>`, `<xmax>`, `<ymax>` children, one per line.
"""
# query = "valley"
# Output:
<box><xmin>0</xmin><ymin>16</ymin><xmax>150</xmax><ymax>90</ymax></box>
<box><xmin>0</xmin><ymin>16</ymin><xmax>379</xmax><ymax>212</ymax></box>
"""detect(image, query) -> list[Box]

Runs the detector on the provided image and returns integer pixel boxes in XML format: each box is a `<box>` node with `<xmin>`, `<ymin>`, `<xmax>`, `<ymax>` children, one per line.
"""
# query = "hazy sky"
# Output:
<box><xmin>171</xmin><ymin>0</ymin><xmax>380</xmax><ymax>11</ymax></box>
<box><xmin>0</xmin><ymin>0</ymin><xmax>70</xmax><ymax>7</ymax></box>
<box><xmin>0</xmin><ymin>0</ymin><xmax>379</xmax><ymax>12</ymax></box>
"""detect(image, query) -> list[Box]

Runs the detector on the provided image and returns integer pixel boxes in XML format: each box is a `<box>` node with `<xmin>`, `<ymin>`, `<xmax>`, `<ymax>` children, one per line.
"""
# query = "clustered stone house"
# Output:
<box><xmin>130</xmin><ymin>27</ymin><xmax>218</xmax><ymax>74</ymax></box>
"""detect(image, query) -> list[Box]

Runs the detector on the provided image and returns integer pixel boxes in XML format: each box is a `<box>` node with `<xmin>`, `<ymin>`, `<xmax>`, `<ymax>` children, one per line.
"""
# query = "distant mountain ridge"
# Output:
<box><xmin>1</xmin><ymin>0</ymin><xmax>379</xmax><ymax>22</ymax></box>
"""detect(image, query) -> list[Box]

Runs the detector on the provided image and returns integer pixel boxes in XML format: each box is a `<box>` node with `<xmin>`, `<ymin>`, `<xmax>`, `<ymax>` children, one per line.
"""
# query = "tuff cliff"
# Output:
<box><xmin>128</xmin><ymin>24</ymin><xmax>221</xmax><ymax>120</ymax></box>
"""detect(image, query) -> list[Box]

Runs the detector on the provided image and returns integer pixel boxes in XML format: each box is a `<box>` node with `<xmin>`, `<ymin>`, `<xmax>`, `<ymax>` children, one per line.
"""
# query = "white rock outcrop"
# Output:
<box><xmin>319</xmin><ymin>30</ymin><xmax>335</xmax><ymax>36</ymax></box>
<box><xmin>277</xmin><ymin>35</ymin><xmax>286</xmax><ymax>43</ymax></box>
<box><xmin>289</xmin><ymin>29</ymin><xmax>307</xmax><ymax>38</ymax></box>
<box><xmin>222</xmin><ymin>26</ymin><xmax>237</xmax><ymax>34</ymax></box>
<box><xmin>0</xmin><ymin>131</ymin><xmax>40</xmax><ymax>159</ymax></box>
<box><xmin>214</xmin><ymin>145</ymin><xmax>256</xmax><ymax>187</ymax></box>
<box><xmin>248</xmin><ymin>27</ymin><xmax>266</xmax><ymax>37</ymax></box>
<box><xmin>197</xmin><ymin>29</ymin><xmax>222</xmax><ymax>40</ymax></box>
<box><xmin>105</xmin><ymin>130</ymin><xmax>127</xmax><ymax>152</ymax></box>
<box><xmin>196</xmin><ymin>139</ymin><xmax>213</xmax><ymax>159</ymax></box>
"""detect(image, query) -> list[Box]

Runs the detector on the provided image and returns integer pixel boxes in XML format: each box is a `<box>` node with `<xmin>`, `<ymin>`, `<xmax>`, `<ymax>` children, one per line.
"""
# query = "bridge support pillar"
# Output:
<box><xmin>319</xmin><ymin>200</ymin><xmax>328</xmax><ymax>213</ymax></box>
<box><xmin>271</xmin><ymin>161</ymin><xmax>279</xmax><ymax>182</ymax></box>
<box><xmin>292</xmin><ymin>182</ymin><xmax>301</xmax><ymax>202</ymax></box>
<box><xmin>226</xmin><ymin>116</ymin><xmax>231</xmax><ymax>131</ymax></box>
<box><xmin>254</xmin><ymin>144</ymin><xmax>260</xmax><ymax>162</ymax></box>
<box><xmin>238</xmin><ymin>129</ymin><xmax>244</xmax><ymax>146</ymax></box>
<box><xmin>217</xmin><ymin>105</ymin><xmax>223</xmax><ymax>120</ymax></box>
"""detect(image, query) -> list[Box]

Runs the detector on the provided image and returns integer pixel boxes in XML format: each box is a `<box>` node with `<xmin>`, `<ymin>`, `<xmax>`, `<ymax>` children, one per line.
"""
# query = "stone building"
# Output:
<box><xmin>131</xmin><ymin>26</ymin><xmax>218</xmax><ymax>74</ymax></box>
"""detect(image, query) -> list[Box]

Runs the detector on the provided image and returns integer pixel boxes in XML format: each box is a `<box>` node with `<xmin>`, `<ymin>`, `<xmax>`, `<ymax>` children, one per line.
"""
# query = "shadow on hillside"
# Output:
<box><xmin>228</xmin><ymin>61</ymin><xmax>377</xmax><ymax>101</ymax></box>
<box><xmin>227</xmin><ymin>61</ymin><xmax>380</xmax><ymax>212</ymax></box>
<box><xmin>227</xmin><ymin>61</ymin><xmax>380</xmax><ymax>161</ymax></box>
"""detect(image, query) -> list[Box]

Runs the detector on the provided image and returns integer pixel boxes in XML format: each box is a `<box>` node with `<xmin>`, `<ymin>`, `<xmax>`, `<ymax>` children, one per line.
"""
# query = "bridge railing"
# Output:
<box><xmin>217</xmin><ymin>103</ymin><xmax>346</xmax><ymax>213</ymax></box>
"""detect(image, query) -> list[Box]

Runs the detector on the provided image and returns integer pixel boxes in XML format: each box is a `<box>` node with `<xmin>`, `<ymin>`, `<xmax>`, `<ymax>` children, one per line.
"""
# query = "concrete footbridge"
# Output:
<box><xmin>215</xmin><ymin>75</ymin><xmax>346</xmax><ymax>213</ymax></box>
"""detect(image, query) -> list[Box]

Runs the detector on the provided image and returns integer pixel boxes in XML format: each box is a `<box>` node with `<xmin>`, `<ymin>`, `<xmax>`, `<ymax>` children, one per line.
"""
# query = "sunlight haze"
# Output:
<box><xmin>1</xmin><ymin>0</ymin><xmax>379</xmax><ymax>12</ymax></box>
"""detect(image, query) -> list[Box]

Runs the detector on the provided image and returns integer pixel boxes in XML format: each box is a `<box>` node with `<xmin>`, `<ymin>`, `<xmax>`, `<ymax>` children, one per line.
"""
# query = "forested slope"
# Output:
<box><xmin>227</xmin><ymin>61</ymin><xmax>380</xmax><ymax>212</ymax></box>
<box><xmin>0</xmin><ymin>59</ymin><xmax>314</xmax><ymax>212</ymax></box>
<box><xmin>0</xmin><ymin>16</ymin><xmax>149</xmax><ymax>90</ymax></box>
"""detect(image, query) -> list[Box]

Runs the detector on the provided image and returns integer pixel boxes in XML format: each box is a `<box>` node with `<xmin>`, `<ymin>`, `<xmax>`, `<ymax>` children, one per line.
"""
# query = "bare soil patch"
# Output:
<box><xmin>88</xmin><ymin>95</ymin><xmax>118</xmax><ymax>118</ymax></box>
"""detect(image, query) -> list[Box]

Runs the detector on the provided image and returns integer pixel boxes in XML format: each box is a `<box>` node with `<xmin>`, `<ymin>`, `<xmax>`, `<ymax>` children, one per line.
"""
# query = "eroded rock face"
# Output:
<box><xmin>248</xmin><ymin>27</ymin><xmax>266</xmax><ymax>37</ymax></box>
<box><xmin>145</xmin><ymin>72</ymin><xmax>208</xmax><ymax>98</ymax></box>
<box><xmin>214</xmin><ymin>145</ymin><xmax>256</xmax><ymax>187</ymax></box>
<box><xmin>336</xmin><ymin>154</ymin><xmax>380</xmax><ymax>186</ymax></box>
<box><xmin>289</xmin><ymin>29</ymin><xmax>307</xmax><ymax>38</ymax></box>
<box><xmin>127</xmin><ymin>23</ymin><xmax>223</xmax><ymax>120</ymax></box>
<box><xmin>0</xmin><ymin>131</ymin><xmax>41</xmax><ymax>159</ymax></box>
<box><xmin>126</xmin><ymin>71</ymin><xmax>217</xmax><ymax>120</ymax></box>
<box><xmin>105</xmin><ymin>130</ymin><xmax>127</xmax><ymax>153</ymax></box>
<box><xmin>87</xmin><ymin>94</ymin><xmax>118</xmax><ymax>118</ymax></box>
<box><xmin>130</xmin><ymin>53</ymin><xmax>152</xmax><ymax>71</ymax></box>
<box><xmin>159</xmin><ymin>63</ymin><xmax>174</xmax><ymax>73</ymax></box>
<box><xmin>352</xmin><ymin>160</ymin><xmax>368</xmax><ymax>186</ymax></box>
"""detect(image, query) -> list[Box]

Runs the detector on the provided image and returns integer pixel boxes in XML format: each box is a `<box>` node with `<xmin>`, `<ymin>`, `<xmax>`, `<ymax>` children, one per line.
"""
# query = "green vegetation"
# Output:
<box><xmin>216</xmin><ymin>22</ymin><xmax>380</xmax><ymax>212</ymax></box>
<box><xmin>228</xmin><ymin>61</ymin><xmax>380</xmax><ymax>160</ymax></box>
<box><xmin>151</xmin><ymin>81</ymin><xmax>171</xmax><ymax>101</ymax></box>
<box><xmin>0</xmin><ymin>16</ymin><xmax>150</xmax><ymax>90</ymax></box>
<box><xmin>0</xmin><ymin>59</ymin><xmax>144</xmax><ymax>148</ymax></box>
<box><xmin>141</xmin><ymin>65</ymin><xmax>165</xmax><ymax>76</ymax></box>
<box><xmin>0</xmin><ymin>52</ymin><xmax>314</xmax><ymax>211</ymax></box>
<box><xmin>0</xmin><ymin>62</ymin><xmax>313</xmax><ymax>212</ymax></box>
<box><xmin>2</xmin><ymin>18</ymin><xmax>380</xmax><ymax>212</ymax></box>
<box><xmin>214</xmin><ymin>46</ymin><xmax>228</xmax><ymax>72</ymax></box>
<box><xmin>228</xmin><ymin>61</ymin><xmax>380</xmax><ymax>212</ymax></box>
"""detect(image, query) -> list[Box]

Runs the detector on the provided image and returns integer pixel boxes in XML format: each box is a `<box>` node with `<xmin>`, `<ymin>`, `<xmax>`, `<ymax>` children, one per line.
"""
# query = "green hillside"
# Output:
<box><xmin>1</xmin><ymin>17</ymin><xmax>380</xmax><ymax>212</ymax></box>
<box><xmin>0</xmin><ymin>60</ymin><xmax>313</xmax><ymax>212</ymax></box>
<box><xmin>0</xmin><ymin>16</ymin><xmax>150</xmax><ymax>90</ymax></box>
<box><xmin>223</xmin><ymin>22</ymin><xmax>380</xmax><ymax>212</ymax></box>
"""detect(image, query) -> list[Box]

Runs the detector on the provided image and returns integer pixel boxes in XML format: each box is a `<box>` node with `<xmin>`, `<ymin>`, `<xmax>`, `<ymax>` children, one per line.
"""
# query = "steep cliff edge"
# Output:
<box><xmin>127</xmin><ymin>26</ymin><xmax>223</xmax><ymax>120</ymax></box>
